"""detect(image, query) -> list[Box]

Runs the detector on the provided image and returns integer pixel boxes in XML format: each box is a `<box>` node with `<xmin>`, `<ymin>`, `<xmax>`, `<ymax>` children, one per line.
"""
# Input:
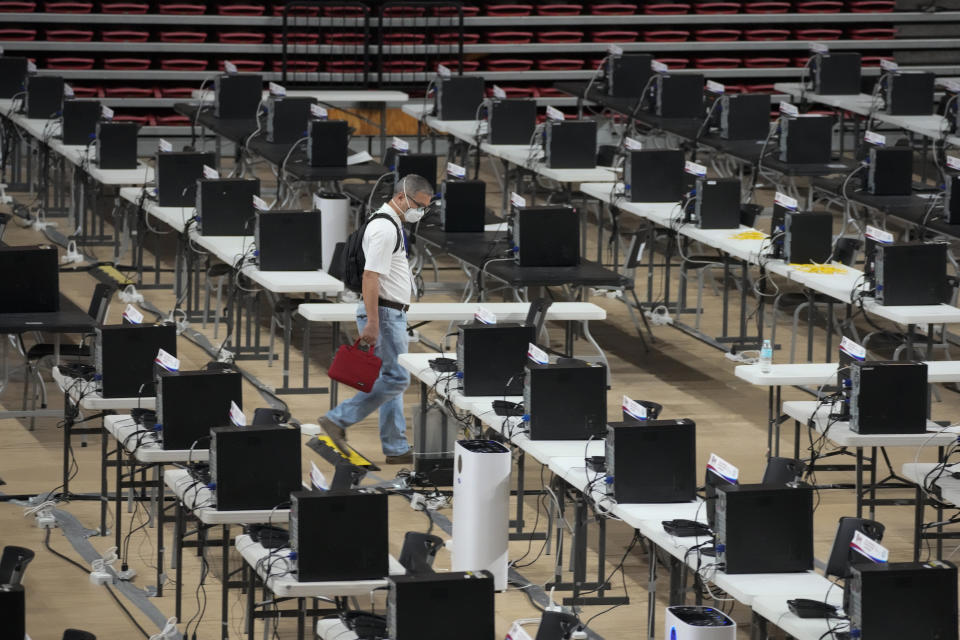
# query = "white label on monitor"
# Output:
<box><xmin>864</xmin><ymin>130</ymin><xmax>886</xmax><ymax>146</ymax></box>
<box><xmin>510</xmin><ymin>192</ymin><xmax>526</xmax><ymax>208</ymax></box>
<box><xmin>252</xmin><ymin>195</ymin><xmax>270</xmax><ymax>211</ymax></box>
<box><xmin>865</xmin><ymin>225</ymin><xmax>894</xmax><ymax>244</ymax></box>
<box><xmin>706</xmin><ymin>80</ymin><xmax>725</xmax><ymax>95</ymax></box>
<box><xmin>391</xmin><ymin>136</ymin><xmax>409</xmax><ymax>152</ymax></box>
<box><xmin>507</xmin><ymin>622</ymin><xmax>534</xmax><ymax>640</ymax></box>
<box><xmin>545</xmin><ymin>105</ymin><xmax>565</xmax><ymax>122</ymax></box>
<box><xmin>947</xmin><ymin>155</ymin><xmax>960</xmax><ymax>171</ymax></box>
<box><xmin>651</xmin><ymin>60</ymin><xmax>668</xmax><ymax>73</ymax></box>
<box><xmin>268</xmin><ymin>82</ymin><xmax>286</xmax><ymax>96</ymax></box>
<box><xmin>312</xmin><ymin>193</ymin><xmax>323</xmax><ymax>210</ymax></box>
<box><xmin>202</xmin><ymin>164</ymin><xmax>219</xmax><ymax>180</ymax></box>
<box><xmin>840</xmin><ymin>336</ymin><xmax>866</xmax><ymax>361</ymax></box>
<box><xmin>850</xmin><ymin>530</ymin><xmax>889</xmax><ymax>563</ymax></box>
<box><xmin>154</xmin><ymin>348</ymin><xmax>179</xmax><ymax>372</ymax></box>
<box><xmin>474</xmin><ymin>306</ymin><xmax>497</xmax><ymax>325</ymax></box>
<box><xmin>492</xmin><ymin>84</ymin><xmax>507</xmax><ymax>99</ymax></box>
<box><xmin>606</xmin><ymin>44</ymin><xmax>623</xmax><ymax>57</ymax></box>
<box><xmin>774</xmin><ymin>192</ymin><xmax>798</xmax><ymax>210</ymax></box>
<box><xmin>527</xmin><ymin>343</ymin><xmax>549</xmax><ymax>365</ymax></box>
<box><xmin>943</xmin><ymin>80</ymin><xmax>960</xmax><ymax>94</ymax></box>
<box><xmin>622</xmin><ymin>396</ymin><xmax>647</xmax><ymax>421</ymax></box>
<box><xmin>310</xmin><ymin>104</ymin><xmax>328</xmax><ymax>120</ymax></box>
<box><xmin>437</xmin><ymin>64</ymin><xmax>452</xmax><ymax>78</ymax></box>
<box><xmin>684</xmin><ymin>160</ymin><xmax>707</xmax><ymax>177</ymax></box>
<box><xmin>707</xmin><ymin>453</ymin><xmax>739</xmax><ymax>483</ymax></box>
<box><xmin>224</xmin><ymin>60</ymin><xmax>238</xmax><ymax>75</ymax></box>
<box><xmin>0</xmin><ymin>47</ymin><xmax>4</xmax><ymax>56</ymax></box>
<box><xmin>446</xmin><ymin>161</ymin><xmax>466</xmax><ymax>178</ymax></box>
<box><xmin>101</xmin><ymin>105</ymin><xmax>114</xmax><ymax>121</ymax></box>
<box><xmin>624</xmin><ymin>137</ymin><xmax>643</xmax><ymax>151</ymax></box>
<box><xmin>879</xmin><ymin>59</ymin><xmax>898</xmax><ymax>73</ymax></box>
<box><xmin>158</xmin><ymin>138</ymin><xmax>173</xmax><ymax>153</ymax></box>
<box><xmin>122</xmin><ymin>304</ymin><xmax>143</xmax><ymax>324</ymax></box>
<box><xmin>229</xmin><ymin>401</ymin><xmax>246</xmax><ymax>427</ymax></box>
<box><xmin>27</xmin><ymin>60</ymin><xmax>37</xmax><ymax>73</ymax></box>
<box><xmin>809</xmin><ymin>42</ymin><xmax>830</xmax><ymax>54</ymax></box>
<box><xmin>63</xmin><ymin>84</ymin><xmax>74</xmax><ymax>97</ymax></box>
<box><xmin>310</xmin><ymin>461</ymin><xmax>329</xmax><ymax>491</ymax></box>
<box><xmin>347</xmin><ymin>150</ymin><xmax>372</xmax><ymax>165</ymax></box>
<box><xmin>779</xmin><ymin>102</ymin><xmax>799</xmax><ymax>117</ymax></box>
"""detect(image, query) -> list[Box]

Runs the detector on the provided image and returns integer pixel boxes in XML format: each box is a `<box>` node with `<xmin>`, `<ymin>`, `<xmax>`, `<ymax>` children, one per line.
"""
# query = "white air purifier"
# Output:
<box><xmin>665</xmin><ymin>606</ymin><xmax>736</xmax><ymax>640</ymax></box>
<box><xmin>451</xmin><ymin>439</ymin><xmax>511</xmax><ymax>591</ymax></box>
<box><xmin>314</xmin><ymin>191</ymin><xmax>350</xmax><ymax>271</ymax></box>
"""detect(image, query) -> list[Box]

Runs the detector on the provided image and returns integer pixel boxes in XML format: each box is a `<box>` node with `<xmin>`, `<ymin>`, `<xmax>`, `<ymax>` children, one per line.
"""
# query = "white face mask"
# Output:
<box><xmin>401</xmin><ymin>189</ymin><xmax>427</xmax><ymax>224</ymax></box>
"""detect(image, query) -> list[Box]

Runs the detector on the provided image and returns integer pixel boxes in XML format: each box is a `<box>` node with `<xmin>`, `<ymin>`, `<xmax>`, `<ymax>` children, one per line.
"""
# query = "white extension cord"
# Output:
<box><xmin>118</xmin><ymin>284</ymin><xmax>144</xmax><ymax>304</ymax></box>
<box><xmin>89</xmin><ymin>546</ymin><xmax>119</xmax><ymax>585</ymax></box>
<box><xmin>23</xmin><ymin>501</ymin><xmax>57</xmax><ymax>529</ymax></box>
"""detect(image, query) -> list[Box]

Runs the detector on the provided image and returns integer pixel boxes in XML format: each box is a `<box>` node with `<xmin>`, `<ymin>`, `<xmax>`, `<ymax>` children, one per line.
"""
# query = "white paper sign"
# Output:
<box><xmin>202</xmin><ymin>165</ymin><xmax>219</xmax><ymax>180</ymax></box>
<box><xmin>268</xmin><ymin>82</ymin><xmax>286</xmax><ymax>96</ymax></box>
<box><xmin>492</xmin><ymin>84</ymin><xmax>507</xmax><ymax>99</ymax></box>
<box><xmin>347</xmin><ymin>151</ymin><xmax>372</xmax><ymax>165</ymax></box>
<box><xmin>312</xmin><ymin>193</ymin><xmax>323</xmax><ymax>210</ymax></box>
<box><xmin>850</xmin><ymin>530</ymin><xmax>889</xmax><ymax>563</ymax></box>
<box><xmin>651</xmin><ymin>60</ymin><xmax>669</xmax><ymax>73</ymax></box>
<box><xmin>943</xmin><ymin>80</ymin><xmax>960</xmax><ymax>94</ymax></box>
<box><xmin>622</xmin><ymin>396</ymin><xmax>648</xmax><ymax>421</ymax></box>
<box><xmin>252</xmin><ymin>195</ymin><xmax>270</xmax><ymax>211</ymax></box>
<box><xmin>774</xmin><ymin>192</ymin><xmax>798</xmax><ymax>210</ymax></box>
<box><xmin>391</xmin><ymin>136</ymin><xmax>409</xmax><ymax>152</ymax></box>
<box><xmin>224</xmin><ymin>60</ymin><xmax>238</xmax><ymax>75</ymax></box>
<box><xmin>809</xmin><ymin>42</ymin><xmax>830</xmax><ymax>54</ymax></box>
<box><xmin>879</xmin><ymin>59</ymin><xmax>898</xmax><ymax>73</ymax></box>
<box><xmin>229</xmin><ymin>401</ymin><xmax>246</xmax><ymax>427</ymax></box>
<box><xmin>446</xmin><ymin>161</ymin><xmax>466</xmax><ymax>178</ymax></box>
<box><xmin>310</xmin><ymin>103</ymin><xmax>328</xmax><ymax>120</ymax></box>
<box><xmin>684</xmin><ymin>160</ymin><xmax>707</xmax><ymax>177</ymax></box>
<box><xmin>158</xmin><ymin>138</ymin><xmax>173</xmax><ymax>153</ymax></box>
<box><xmin>545</xmin><ymin>105</ymin><xmax>565</xmax><ymax>122</ymax></box>
<box><xmin>507</xmin><ymin>622</ymin><xmax>534</xmax><ymax>640</ymax></box>
<box><xmin>154</xmin><ymin>348</ymin><xmax>179</xmax><ymax>372</ymax></box>
<box><xmin>527</xmin><ymin>343</ymin><xmax>549</xmax><ymax>365</ymax></box>
<box><xmin>0</xmin><ymin>47</ymin><xmax>4</xmax><ymax>56</ymax></box>
<box><xmin>27</xmin><ymin>60</ymin><xmax>37</xmax><ymax>73</ymax></box>
<box><xmin>840</xmin><ymin>336</ymin><xmax>866</xmax><ymax>361</ymax></box>
<box><xmin>122</xmin><ymin>304</ymin><xmax>143</xmax><ymax>324</ymax></box>
<box><xmin>706</xmin><ymin>80</ymin><xmax>725</xmax><ymax>95</ymax></box>
<box><xmin>63</xmin><ymin>84</ymin><xmax>74</xmax><ymax>97</ymax></box>
<box><xmin>707</xmin><ymin>453</ymin><xmax>739</xmax><ymax>483</ymax></box>
<box><xmin>310</xmin><ymin>461</ymin><xmax>329</xmax><ymax>491</ymax></box>
<box><xmin>437</xmin><ymin>64</ymin><xmax>452</xmax><ymax>78</ymax></box>
<box><xmin>606</xmin><ymin>44</ymin><xmax>623</xmax><ymax>57</ymax></box>
<box><xmin>865</xmin><ymin>225</ymin><xmax>894</xmax><ymax>244</ymax></box>
<box><xmin>101</xmin><ymin>105</ymin><xmax>114</xmax><ymax>121</ymax></box>
<box><xmin>946</xmin><ymin>155</ymin><xmax>960</xmax><ymax>171</ymax></box>
<box><xmin>474</xmin><ymin>306</ymin><xmax>497</xmax><ymax>325</ymax></box>
<box><xmin>779</xmin><ymin>102</ymin><xmax>799</xmax><ymax>118</ymax></box>
<box><xmin>510</xmin><ymin>192</ymin><xmax>526</xmax><ymax>208</ymax></box>
<box><xmin>864</xmin><ymin>130</ymin><xmax>886</xmax><ymax>146</ymax></box>
<box><xmin>624</xmin><ymin>137</ymin><xmax>643</xmax><ymax>151</ymax></box>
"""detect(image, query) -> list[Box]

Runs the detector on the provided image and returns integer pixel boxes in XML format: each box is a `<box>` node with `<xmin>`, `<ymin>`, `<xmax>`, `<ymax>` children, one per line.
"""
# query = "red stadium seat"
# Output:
<box><xmin>219</xmin><ymin>31</ymin><xmax>266</xmax><ymax>43</ymax></box>
<box><xmin>849</xmin><ymin>27</ymin><xmax>896</xmax><ymax>39</ymax></box>
<box><xmin>381</xmin><ymin>5</ymin><xmax>425</xmax><ymax>15</ymax></box>
<box><xmin>322</xmin><ymin>4</ymin><xmax>365</xmax><ymax>15</ymax></box>
<box><xmin>744</xmin><ymin>28</ymin><xmax>790</xmax><ymax>40</ymax></box>
<box><xmin>484</xmin><ymin>59</ymin><xmax>534</xmax><ymax>71</ymax></box>
<box><xmin>644</xmin><ymin>29</ymin><xmax>689</xmax><ymax>42</ymax></box>
<box><xmin>277</xmin><ymin>32</ymin><xmax>321</xmax><ymax>44</ymax></box>
<box><xmin>102</xmin><ymin>30</ymin><xmax>149</xmax><ymax>42</ymax></box>
<box><xmin>103</xmin><ymin>87</ymin><xmax>158</xmax><ymax>98</ymax></box>
<box><xmin>325</xmin><ymin>60</ymin><xmax>369</xmax><ymax>72</ymax></box>
<box><xmin>589</xmin><ymin>3</ymin><xmax>637</xmax><ymax>12</ymax></box>
<box><xmin>157</xmin><ymin>3</ymin><xmax>205</xmax><ymax>13</ymax></box>
<box><xmin>100</xmin><ymin>2</ymin><xmax>149</xmax><ymax>12</ymax></box>
<box><xmin>485</xmin><ymin>4</ymin><xmax>533</xmax><ymax>14</ymax></box>
<box><xmin>382</xmin><ymin>33</ymin><xmax>427</xmax><ymax>45</ymax></box>
<box><xmin>535</xmin><ymin>4</ymin><xmax>583</xmax><ymax>14</ymax></box>
<box><xmin>70</xmin><ymin>85</ymin><xmax>100</xmax><ymax>97</ymax></box>
<box><xmin>848</xmin><ymin>0</ymin><xmax>893</xmax><ymax>10</ymax></box>
<box><xmin>655</xmin><ymin>57</ymin><xmax>690</xmax><ymax>68</ymax></box>
<box><xmin>0</xmin><ymin>28</ymin><xmax>36</xmax><ymax>39</ymax></box>
<box><xmin>744</xmin><ymin>57</ymin><xmax>791</xmax><ymax>67</ymax></box>
<box><xmin>159</xmin><ymin>31</ymin><xmax>207</xmax><ymax>42</ymax></box>
<box><xmin>642</xmin><ymin>3</ymin><xmax>690</xmax><ymax>12</ymax></box>
<box><xmin>159</xmin><ymin>87</ymin><xmax>196</xmax><ymax>97</ymax></box>
<box><xmin>434</xmin><ymin>32</ymin><xmax>480</xmax><ymax>44</ymax></box>
<box><xmin>216</xmin><ymin>4</ymin><xmax>265</xmax><ymax>15</ymax></box>
<box><xmin>487</xmin><ymin>31</ymin><xmax>534</xmax><ymax>43</ymax></box>
<box><xmin>488</xmin><ymin>86</ymin><xmax>537</xmax><ymax>97</ymax></box>
<box><xmin>378</xmin><ymin>60</ymin><xmax>426</xmax><ymax>72</ymax></box>
<box><xmin>0</xmin><ymin>1</ymin><xmax>36</xmax><ymax>10</ymax></box>
<box><xmin>795</xmin><ymin>0</ymin><xmax>843</xmax><ymax>11</ymax></box>
<box><xmin>271</xmin><ymin>3</ymin><xmax>318</xmax><ymax>15</ymax></box>
<box><xmin>537</xmin><ymin>59</ymin><xmax>585</xmax><ymax>70</ymax></box>
<box><xmin>536</xmin><ymin>87</ymin><xmax>567</xmax><ymax>97</ymax></box>
<box><xmin>744</xmin><ymin>83</ymin><xmax>775</xmax><ymax>92</ymax></box>
<box><xmin>695</xmin><ymin>29</ymin><xmax>741</xmax><ymax>41</ymax></box>
<box><xmin>160</xmin><ymin>59</ymin><xmax>208</xmax><ymax>70</ymax></box>
<box><xmin>47</xmin><ymin>57</ymin><xmax>95</xmax><ymax>69</ymax></box>
<box><xmin>217</xmin><ymin>59</ymin><xmax>264</xmax><ymax>71</ymax></box>
<box><xmin>436</xmin><ymin>60</ymin><xmax>481</xmax><ymax>72</ymax></box>
<box><xmin>433</xmin><ymin>4</ymin><xmax>482</xmax><ymax>14</ymax></box>
<box><xmin>590</xmin><ymin>30</ymin><xmax>639</xmax><ymax>42</ymax></box>
<box><xmin>693</xmin><ymin>2</ymin><xmax>740</xmax><ymax>12</ymax></box>
<box><xmin>793</xmin><ymin>28</ymin><xmax>843</xmax><ymax>39</ymax></box>
<box><xmin>46</xmin><ymin>29</ymin><xmax>93</xmax><ymax>40</ymax></box>
<box><xmin>695</xmin><ymin>57</ymin><xmax>741</xmax><ymax>68</ymax></box>
<box><xmin>155</xmin><ymin>114</ymin><xmax>191</xmax><ymax>125</ymax></box>
<box><xmin>112</xmin><ymin>114</ymin><xmax>154</xmax><ymax>125</ymax></box>
<box><xmin>537</xmin><ymin>31</ymin><xmax>584</xmax><ymax>42</ymax></box>
<box><xmin>44</xmin><ymin>1</ymin><xmax>92</xmax><ymax>11</ymax></box>
<box><xmin>743</xmin><ymin>1</ymin><xmax>789</xmax><ymax>11</ymax></box>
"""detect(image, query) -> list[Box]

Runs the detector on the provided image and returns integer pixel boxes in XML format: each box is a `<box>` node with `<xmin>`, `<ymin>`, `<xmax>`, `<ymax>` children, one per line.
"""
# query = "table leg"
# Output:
<box><xmin>647</xmin><ymin>539</ymin><xmax>657</xmax><ymax>640</ymax></box>
<box><xmin>297</xmin><ymin>597</ymin><xmax>306</xmax><ymax>640</ymax></box>
<box><xmin>175</xmin><ymin>498</ymin><xmax>184</xmax><ymax>619</ymax></box>
<box><xmin>855</xmin><ymin>447</ymin><xmax>864</xmax><ymax>518</ymax></box>
<box><xmin>115</xmin><ymin>445</ymin><xmax>123</xmax><ymax>551</ymax></box>
<box><xmin>246</xmin><ymin>563</ymin><xmax>255</xmax><ymax>639</ymax></box>
<box><xmin>869</xmin><ymin>446</ymin><xmax>877</xmax><ymax>520</ymax></box>
<box><xmin>906</xmin><ymin>323</ymin><xmax>916</xmax><ymax>360</ymax></box>
<box><xmin>157</xmin><ymin>463</ymin><xmax>165</xmax><ymax>597</ymax></box>
<box><xmin>222</xmin><ymin>524</ymin><xmax>230</xmax><ymax>640</ymax></box>
<box><xmin>100</xmin><ymin>419</ymin><xmax>108</xmax><ymax>535</ymax></box>
<box><xmin>913</xmin><ymin>485</ymin><xmax>923</xmax><ymax>563</ymax></box>
<box><xmin>766</xmin><ymin>386</ymin><xmax>774</xmax><ymax>459</ymax></box>
<box><xmin>329</xmin><ymin>321</ymin><xmax>340</xmax><ymax>410</ymax></box>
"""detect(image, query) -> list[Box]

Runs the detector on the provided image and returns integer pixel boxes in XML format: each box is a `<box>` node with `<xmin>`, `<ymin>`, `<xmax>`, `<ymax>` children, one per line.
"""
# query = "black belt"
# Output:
<box><xmin>378</xmin><ymin>297</ymin><xmax>409</xmax><ymax>313</ymax></box>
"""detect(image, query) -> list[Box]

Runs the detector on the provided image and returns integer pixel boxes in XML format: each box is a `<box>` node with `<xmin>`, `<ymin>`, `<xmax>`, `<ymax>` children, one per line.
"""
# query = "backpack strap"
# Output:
<box><xmin>367</xmin><ymin>212</ymin><xmax>403</xmax><ymax>254</ymax></box>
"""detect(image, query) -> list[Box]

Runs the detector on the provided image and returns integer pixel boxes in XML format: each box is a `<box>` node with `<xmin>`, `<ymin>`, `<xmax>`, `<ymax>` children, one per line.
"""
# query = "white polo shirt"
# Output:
<box><xmin>362</xmin><ymin>203</ymin><xmax>413</xmax><ymax>306</ymax></box>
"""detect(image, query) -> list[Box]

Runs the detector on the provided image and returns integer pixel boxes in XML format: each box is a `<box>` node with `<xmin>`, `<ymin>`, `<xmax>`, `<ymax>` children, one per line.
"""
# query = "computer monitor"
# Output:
<box><xmin>0</xmin><ymin>245</ymin><xmax>60</xmax><ymax>313</ymax></box>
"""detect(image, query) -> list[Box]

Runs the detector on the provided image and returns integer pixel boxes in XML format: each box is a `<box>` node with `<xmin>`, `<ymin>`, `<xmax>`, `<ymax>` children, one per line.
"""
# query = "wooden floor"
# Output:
<box><xmin>2</xmin><ymin>172</ymin><xmax>958</xmax><ymax>640</ymax></box>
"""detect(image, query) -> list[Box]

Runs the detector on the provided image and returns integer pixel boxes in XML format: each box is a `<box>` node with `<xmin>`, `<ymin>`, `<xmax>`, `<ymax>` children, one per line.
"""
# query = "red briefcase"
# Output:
<box><xmin>328</xmin><ymin>340</ymin><xmax>382</xmax><ymax>393</ymax></box>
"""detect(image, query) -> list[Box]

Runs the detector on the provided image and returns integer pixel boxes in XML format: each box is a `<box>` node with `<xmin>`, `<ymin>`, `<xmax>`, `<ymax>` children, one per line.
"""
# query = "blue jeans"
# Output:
<box><xmin>325</xmin><ymin>304</ymin><xmax>410</xmax><ymax>456</ymax></box>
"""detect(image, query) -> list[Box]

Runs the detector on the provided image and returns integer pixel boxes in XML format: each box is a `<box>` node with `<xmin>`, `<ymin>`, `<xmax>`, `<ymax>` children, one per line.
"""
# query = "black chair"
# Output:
<box><xmin>21</xmin><ymin>283</ymin><xmax>116</xmax><ymax>429</ymax></box>
<box><xmin>398</xmin><ymin>531</ymin><xmax>444</xmax><ymax>576</ymax></box>
<box><xmin>62</xmin><ymin>631</ymin><xmax>96</xmax><ymax>640</ymax></box>
<box><xmin>826</xmin><ymin>516</ymin><xmax>885</xmax><ymax>580</ymax></box>
<box><xmin>0</xmin><ymin>545</ymin><xmax>35</xmax><ymax>585</ymax></box>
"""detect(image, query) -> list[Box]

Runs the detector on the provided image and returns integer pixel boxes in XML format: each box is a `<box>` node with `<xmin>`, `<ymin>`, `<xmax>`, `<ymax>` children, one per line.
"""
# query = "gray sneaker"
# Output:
<box><xmin>319</xmin><ymin>416</ymin><xmax>350</xmax><ymax>454</ymax></box>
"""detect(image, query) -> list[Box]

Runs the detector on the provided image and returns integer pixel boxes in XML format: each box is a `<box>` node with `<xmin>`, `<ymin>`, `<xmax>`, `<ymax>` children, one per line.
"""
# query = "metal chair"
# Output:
<box><xmin>0</xmin><ymin>545</ymin><xmax>35</xmax><ymax>585</ymax></box>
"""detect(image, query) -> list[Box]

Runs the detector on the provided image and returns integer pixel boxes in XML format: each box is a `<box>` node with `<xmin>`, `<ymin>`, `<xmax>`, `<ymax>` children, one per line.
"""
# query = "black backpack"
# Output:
<box><xmin>334</xmin><ymin>212</ymin><xmax>402</xmax><ymax>293</ymax></box>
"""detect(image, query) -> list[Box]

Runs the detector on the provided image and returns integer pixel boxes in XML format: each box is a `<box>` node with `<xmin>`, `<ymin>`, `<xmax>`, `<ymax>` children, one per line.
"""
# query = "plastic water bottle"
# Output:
<box><xmin>759</xmin><ymin>339</ymin><xmax>773</xmax><ymax>373</ymax></box>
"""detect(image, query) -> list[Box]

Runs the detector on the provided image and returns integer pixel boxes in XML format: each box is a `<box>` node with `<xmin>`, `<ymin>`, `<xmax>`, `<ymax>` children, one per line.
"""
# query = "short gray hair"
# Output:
<box><xmin>394</xmin><ymin>174</ymin><xmax>433</xmax><ymax>198</ymax></box>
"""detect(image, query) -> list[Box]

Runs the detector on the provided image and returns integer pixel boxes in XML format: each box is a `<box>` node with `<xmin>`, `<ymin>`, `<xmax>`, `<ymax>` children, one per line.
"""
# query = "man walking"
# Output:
<box><xmin>318</xmin><ymin>174</ymin><xmax>434</xmax><ymax>464</ymax></box>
